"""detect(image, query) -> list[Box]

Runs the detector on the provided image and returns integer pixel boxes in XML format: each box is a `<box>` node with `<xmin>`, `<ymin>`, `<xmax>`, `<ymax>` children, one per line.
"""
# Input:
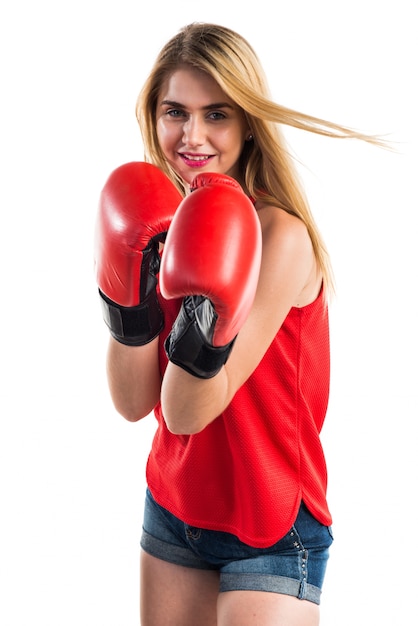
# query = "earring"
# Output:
<box><xmin>246</xmin><ymin>134</ymin><xmax>253</xmax><ymax>141</ymax></box>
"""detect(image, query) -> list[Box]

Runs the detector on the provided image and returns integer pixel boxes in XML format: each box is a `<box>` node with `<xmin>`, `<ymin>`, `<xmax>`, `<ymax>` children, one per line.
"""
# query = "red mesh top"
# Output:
<box><xmin>146</xmin><ymin>287</ymin><xmax>332</xmax><ymax>548</ymax></box>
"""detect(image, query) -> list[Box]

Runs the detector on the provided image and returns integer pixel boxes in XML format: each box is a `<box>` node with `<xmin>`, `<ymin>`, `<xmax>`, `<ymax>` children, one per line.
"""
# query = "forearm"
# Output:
<box><xmin>106</xmin><ymin>336</ymin><xmax>161</xmax><ymax>422</ymax></box>
<box><xmin>161</xmin><ymin>361</ymin><xmax>230</xmax><ymax>434</ymax></box>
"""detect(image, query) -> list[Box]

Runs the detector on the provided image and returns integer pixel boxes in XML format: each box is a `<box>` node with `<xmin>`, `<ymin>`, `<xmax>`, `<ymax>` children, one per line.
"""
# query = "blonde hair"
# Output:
<box><xmin>136</xmin><ymin>22</ymin><xmax>385</xmax><ymax>294</ymax></box>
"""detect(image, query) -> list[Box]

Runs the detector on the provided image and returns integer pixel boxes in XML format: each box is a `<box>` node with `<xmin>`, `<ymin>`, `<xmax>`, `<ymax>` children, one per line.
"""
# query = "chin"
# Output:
<box><xmin>180</xmin><ymin>171</ymin><xmax>203</xmax><ymax>187</ymax></box>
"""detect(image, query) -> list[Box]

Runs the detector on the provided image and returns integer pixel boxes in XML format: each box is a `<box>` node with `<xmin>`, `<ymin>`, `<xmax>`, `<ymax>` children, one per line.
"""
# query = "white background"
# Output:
<box><xmin>0</xmin><ymin>1</ymin><xmax>416</xmax><ymax>624</ymax></box>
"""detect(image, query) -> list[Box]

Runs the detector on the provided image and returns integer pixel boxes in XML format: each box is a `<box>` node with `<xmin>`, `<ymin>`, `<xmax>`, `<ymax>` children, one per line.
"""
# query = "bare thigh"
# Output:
<box><xmin>140</xmin><ymin>550</ymin><xmax>220</xmax><ymax>626</ymax></box>
<box><xmin>217</xmin><ymin>590</ymin><xmax>320</xmax><ymax>626</ymax></box>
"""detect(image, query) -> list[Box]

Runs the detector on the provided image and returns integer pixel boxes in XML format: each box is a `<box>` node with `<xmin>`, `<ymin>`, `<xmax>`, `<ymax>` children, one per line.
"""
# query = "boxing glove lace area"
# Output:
<box><xmin>165</xmin><ymin>295</ymin><xmax>236</xmax><ymax>378</ymax></box>
<box><xmin>99</xmin><ymin>238</ymin><xmax>165</xmax><ymax>346</ymax></box>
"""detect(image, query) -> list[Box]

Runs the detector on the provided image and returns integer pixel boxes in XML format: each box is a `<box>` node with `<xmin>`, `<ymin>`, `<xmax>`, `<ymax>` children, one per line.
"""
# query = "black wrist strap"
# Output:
<box><xmin>99</xmin><ymin>289</ymin><xmax>163</xmax><ymax>346</ymax></box>
<box><xmin>164</xmin><ymin>300</ymin><xmax>235</xmax><ymax>378</ymax></box>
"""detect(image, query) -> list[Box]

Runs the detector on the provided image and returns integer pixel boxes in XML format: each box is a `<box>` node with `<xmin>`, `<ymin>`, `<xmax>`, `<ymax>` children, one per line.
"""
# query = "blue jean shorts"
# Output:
<box><xmin>140</xmin><ymin>488</ymin><xmax>333</xmax><ymax>605</ymax></box>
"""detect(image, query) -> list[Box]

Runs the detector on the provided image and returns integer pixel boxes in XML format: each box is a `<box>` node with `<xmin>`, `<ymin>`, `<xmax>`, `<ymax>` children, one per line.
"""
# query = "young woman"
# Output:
<box><xmin>95</xmin><ymin>22</ymin><xmax>383</xmax><ymax>626</ymax></box>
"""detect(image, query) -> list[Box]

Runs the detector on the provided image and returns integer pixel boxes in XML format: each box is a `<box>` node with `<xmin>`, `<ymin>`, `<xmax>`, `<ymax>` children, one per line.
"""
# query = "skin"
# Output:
<box><xmin>106</xmin><ymin>66</ymin><xmax>322</xmax><ymax>625</ymax></box>
<box><xmin>155</xmin><ymin>66</ymin><xmax>249</xmax><ymax>188</ymax></box>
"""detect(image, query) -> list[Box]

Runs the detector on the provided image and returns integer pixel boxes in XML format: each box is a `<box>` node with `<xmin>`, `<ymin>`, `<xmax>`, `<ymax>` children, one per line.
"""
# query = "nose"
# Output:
<box><xmin>182</xmin><ymin>116</ymin><xmax>205</xmax><ymax>147</ymax></box>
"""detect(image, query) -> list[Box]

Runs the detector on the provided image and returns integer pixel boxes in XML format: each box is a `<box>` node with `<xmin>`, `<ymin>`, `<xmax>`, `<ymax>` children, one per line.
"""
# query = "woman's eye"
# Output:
<box><xmin>164</xmin><ymin>109</ymin><xmax>183</xmax><ymax>118</ymax></box>
<box><xmin>208</xmin><ymin>111</ymin><xmax>226</xmax><ymax>121</ymax></box>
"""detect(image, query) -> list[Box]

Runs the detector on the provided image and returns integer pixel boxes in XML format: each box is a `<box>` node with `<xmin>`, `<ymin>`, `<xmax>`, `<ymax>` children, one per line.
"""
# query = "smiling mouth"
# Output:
<box><xmin>179</xmin><ymin>153</ymin><xmax>214</xmax><ymax>166</ymax></box>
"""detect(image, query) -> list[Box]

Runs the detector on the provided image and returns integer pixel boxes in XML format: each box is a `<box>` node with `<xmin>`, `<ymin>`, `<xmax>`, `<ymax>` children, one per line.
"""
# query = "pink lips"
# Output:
<box><xmin>179</xmin><ymin>153</ymin><xmax>214</xmax><ymax>168</ymax></box>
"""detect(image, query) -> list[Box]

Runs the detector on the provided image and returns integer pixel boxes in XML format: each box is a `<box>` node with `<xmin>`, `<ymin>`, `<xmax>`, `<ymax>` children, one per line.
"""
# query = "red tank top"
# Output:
<box><xmin>146</xmin><ymin>287</ymin><xmax>332</xmax><ymax>548</ymax></box>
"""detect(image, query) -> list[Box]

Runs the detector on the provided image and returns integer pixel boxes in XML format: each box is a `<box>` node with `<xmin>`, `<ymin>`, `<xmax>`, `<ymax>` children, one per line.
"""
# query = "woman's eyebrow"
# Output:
<box><xmin>160</xmin><ymin>99</ymin><xmax>234</xmax><ymax>110</ymax></box>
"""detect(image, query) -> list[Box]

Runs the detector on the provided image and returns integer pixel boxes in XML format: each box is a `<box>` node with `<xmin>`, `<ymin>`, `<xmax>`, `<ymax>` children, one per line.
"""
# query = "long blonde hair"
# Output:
<box><xmin>136</xmin><ymin>22</ymin><xmax>384</xmax><ymax>294</ymax></box>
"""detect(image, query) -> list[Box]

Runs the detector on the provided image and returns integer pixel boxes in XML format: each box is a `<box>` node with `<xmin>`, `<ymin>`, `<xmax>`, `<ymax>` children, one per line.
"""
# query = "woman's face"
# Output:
<box><xmin>156</xmin><ymin>66</ymin><xmax>250</xmax><ymax>187</ymax></box>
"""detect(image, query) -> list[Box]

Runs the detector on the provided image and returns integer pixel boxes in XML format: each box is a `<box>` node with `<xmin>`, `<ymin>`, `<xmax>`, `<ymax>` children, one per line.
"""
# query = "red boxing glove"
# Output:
<box><xmin>94</xmin><ymin>162</ymin><xmax>182</xmax><ymax>345</ymax></box>
<box><xmin>160</xmin><ymin>173</ymin><xmax>262</xmax><ymax>378</ymax></box>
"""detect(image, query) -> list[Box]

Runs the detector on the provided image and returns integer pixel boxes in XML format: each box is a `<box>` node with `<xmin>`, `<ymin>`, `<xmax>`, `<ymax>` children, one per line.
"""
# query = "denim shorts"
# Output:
<box><xmin>140</xmin><ymin>488</ymin><xmax>333</xmax><ymax>605</ymax></box>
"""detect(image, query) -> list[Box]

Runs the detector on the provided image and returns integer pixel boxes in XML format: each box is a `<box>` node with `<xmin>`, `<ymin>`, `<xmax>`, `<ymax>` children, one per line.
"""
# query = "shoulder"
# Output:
<box><xmin>253</xmin><ymin>201</ymin><xmax>321</xmax><ymax>307</ymax></box>
<box><xmin>255</xmin><ymin>201</ymin><xmax>312</xmax><ymax>257</ymax></box>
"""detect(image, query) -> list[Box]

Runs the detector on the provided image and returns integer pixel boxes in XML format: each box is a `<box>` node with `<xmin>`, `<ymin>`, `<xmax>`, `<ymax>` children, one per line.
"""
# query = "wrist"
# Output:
<box><xmin>99</xmin><ymin>288</ymin><xmax>164</xmax><ymax>346</ymax></box>
<box><xmin>164</xmin><ymin>297</ymin><xmax>235</xmax><ymax>378</ymax></box>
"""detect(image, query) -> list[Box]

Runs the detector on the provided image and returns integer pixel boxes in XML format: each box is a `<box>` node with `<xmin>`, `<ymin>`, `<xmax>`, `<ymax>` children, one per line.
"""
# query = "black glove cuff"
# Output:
<box><xmin>99</xmin><ymin>289</ymin><xmax>164</xmax><ymax>346</ymax></box>
<box><xmin>164</xmin><ymin>304</ymin><xmax>235</xmax><ymax>378</ymax></box>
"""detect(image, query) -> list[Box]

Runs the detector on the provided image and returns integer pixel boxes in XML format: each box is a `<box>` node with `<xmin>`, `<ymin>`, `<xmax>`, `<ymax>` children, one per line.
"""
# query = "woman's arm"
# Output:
<box><xmin>94</xmin><ymin>162</ymin><xmax>182</xmax><ymax>422</ymax></box>
<box><xmin>161</xmin><ymin>206</ymin><xmax>322</xmax><ymax>434</ymax></box>
<box><xmin>106</xmin><ymin>336</ymin><xmax>161</xmax><ymax>422</ymax></box>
